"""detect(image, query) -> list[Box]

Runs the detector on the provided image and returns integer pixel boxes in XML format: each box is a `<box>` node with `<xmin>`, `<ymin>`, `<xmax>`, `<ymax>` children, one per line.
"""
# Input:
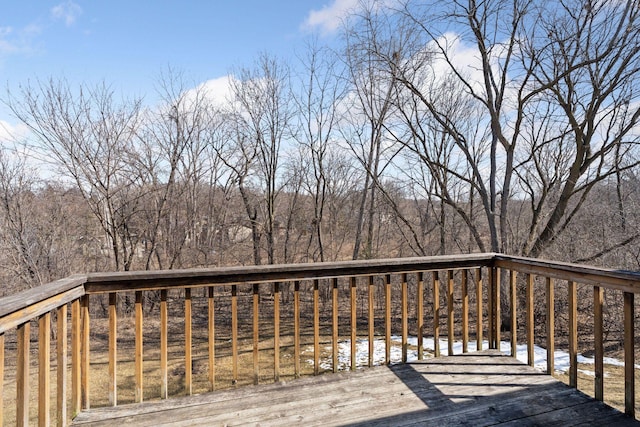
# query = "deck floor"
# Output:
<box><xmin>72</xmin><ymin>350</ymin><xmax>638</xmax><ymax>426</ymax></box>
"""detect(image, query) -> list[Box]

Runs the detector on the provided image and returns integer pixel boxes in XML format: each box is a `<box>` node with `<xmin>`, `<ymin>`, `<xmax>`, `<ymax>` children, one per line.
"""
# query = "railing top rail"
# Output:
<box><xmin>494</xmin><ymin>254</ymin><xmax>640</xmax><ymax>293</ymax></box>
<box><xmin>83</xmin><ymin>253</ymin><xmax>496</xmax><ymax>293</ymax></box>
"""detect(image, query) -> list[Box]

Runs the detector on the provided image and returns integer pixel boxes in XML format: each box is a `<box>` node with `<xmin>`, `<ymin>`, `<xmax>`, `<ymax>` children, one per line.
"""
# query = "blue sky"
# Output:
<box><xmin>0</xmin><ymin>0</ymin><xmax>356</xmax><ymax>132</ymax></box>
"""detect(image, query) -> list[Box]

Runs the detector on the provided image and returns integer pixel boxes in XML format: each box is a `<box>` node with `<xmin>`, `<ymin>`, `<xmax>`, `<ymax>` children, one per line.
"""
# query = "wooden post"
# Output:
<box><xmin>461</xmin><ymin>270</ymin><xmax>468</xmax><ymax>354</ymax></box>
<box><xmin>488</xmin><ymin>267</ymin><xmax>494</xmax><ymax>348</ymax></box>
<box><xmin>433</xmin><ymin>272</ymin><xmax>440</xmax><ymax>358</ymax></box>
<box><xmin>624</xmin><ymin>291</ymin><xmax>635</xmax><ymax>417</ymax></box>
<box><xmin>274</xmin><ymin>282</ymin><xmax>280</xmax><ymax>382</ymax></box>
<box><xmin>108</xmin><ymin>293</ymin><xmax>117</xmax><ymax>406</ymax></box>
<box><xmin>526</xmin><ymin>274</ymin><xmax>534</xmax><ymax>367</ymax></box>
<box><xmin>39</xmin><ymin>313</ymin><xmax>51</xmax><ymax>427</ymax></box>
<box><xmin>368</xmin><ymin>276</ymin><xmax>375</xmax><ymax>367</ymax></box>
<box><xmin>350</xmin><ymin>277</ymin><xmax>357</xmax><ymax>370</ymax></box>
<box><xmin>476</xmin><ymin>268</ymin><xmax>483</xmax><ymax>351</ymax></box>
<box><xmin>546</xmin><ymin>277</ymin><xmax>555</xmax><ymax>375</ymax></box>
<box><xmin>447</xmin><ymin>270</ymin><xmax>454</xmax><ymax>356</ymax></box>
<box><xmin>402</xmin><ymin>273</ymin><xmax>408</xmax><ymax>363</ymax></box>
<box><xmin>417</xmin><ymin>272</ymin><xmax>424</xmax><ymax>359</ymax></box>
<box><xmin>134</xmin><ymin>292</ymin><xmax>142</xmax><ymax>403</ymax></box>
<box><xmin>185</xmin><ymin>288</ymin><xmax>192</xmax><ymax>395</ymax></box>
<box><xmin>81</xmin><ymin>294</ymin><xmax>90</xmax><ymax>409</ymax></box>
<box><xmin>208</xmin><ymin>287</ymin><xmax>215</xmax><ymax>391</ymax></box>
<box><xmin>510</xmin><ymin>270</ymin><xmax>517</xmax><ymax>358</ymax></box>
<box><xmin>72</xmin><ymin>299</ymin><xmax>81</xmax><ymax>416</ymax></box>
<box><xmin>253</xmin><ymin>284</ymin><xmax>260</xmax><ymax>385</ymax></box>
<box><xmin>313</xmin><ymin>279</ymin><xmax>319</xmax><ymax>375</ymax></box>
<box><xmin>495</xmin><ymin>267</ymin><xmax>501</xmax><ymax>349</ymax></box>
<box><xmin>594</xmin><ymin>285</ymin><xmax>604</xmax><ymax>401</ymax></box>
<box><xmin>568</xmin><ymin>281</ymin><xmax>577</xmax><ymax>388</ymax></box>
<box><xmin>294</xmin><ymin>281</ymin><xmax>300</xmax><ymax>378</ymax></box>
<box><xmin>17</xmin><ymin>322</ymin><xmax>30</xmax><ymax>427</ymax></box>
<box><xmin>385</xmin><ymin>274</ymin><xmax>391</xmax><ymax>364</ymax></box>
<box><xmin>332</xmin><ymin>278</ymin><xmax>339</xmax><ymax>373</ymax></box>
<box><xmin>160</xmin><ymin>289</ymin><xmax>168</xmax><ymax>398</ymax></box>
<box><xmin>57</xmin><ymin>304</ymin><xmax>68</xmax><ymax>427</ymax></box>
<box><xmin>231</xmin><ymin>285</ymin><xmax>238</xmax><ymax>385</ymax></box>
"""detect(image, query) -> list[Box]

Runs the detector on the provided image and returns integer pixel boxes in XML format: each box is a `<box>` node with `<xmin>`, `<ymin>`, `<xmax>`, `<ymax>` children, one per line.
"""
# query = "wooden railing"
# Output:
<box><xmin>0</xmin><ymin>253</ymin><xmax>638</xmax><ymax>425</ymax></box>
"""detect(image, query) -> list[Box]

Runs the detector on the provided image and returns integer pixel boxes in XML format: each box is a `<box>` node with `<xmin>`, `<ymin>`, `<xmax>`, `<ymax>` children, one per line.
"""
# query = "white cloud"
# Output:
<box><xmin>51</xmin><ymin>1</ymin><xmax>82</xmax><ymax>27</ymax></box>
<box><xmin>302</xmin><ymin>0</ymin><xmax>359</xmax><ymax>34</ymax></box>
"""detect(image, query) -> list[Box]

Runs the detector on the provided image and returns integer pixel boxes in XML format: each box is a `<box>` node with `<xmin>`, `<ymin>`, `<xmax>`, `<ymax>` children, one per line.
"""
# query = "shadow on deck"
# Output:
<box><xmin>71</xmin><ymin>350</ymin><xmax>638</xmax><ymax>426</ymax></box>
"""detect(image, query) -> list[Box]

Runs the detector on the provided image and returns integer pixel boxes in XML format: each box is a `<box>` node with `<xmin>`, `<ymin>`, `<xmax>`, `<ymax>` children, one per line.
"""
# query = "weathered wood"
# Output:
<box><xmin>160</xmin><ymin>289</ymin><xmax>168</xmax><ymax>398</ymax></box>
<box><xmin>546</xmin><ymin>277</ymin><xmax>555</xmax><ymax>374</ymax></box>
<box><xmin>332</xmin><ymin>278</ymin><xmax>338</xmax><ymax>373</ymax></box>
<box><xmin>568</xmin><ymin>281</ymin><xmax>577</xmax><ymax>388</ymax></box>
<box><xmin>433</xmin><ymin>271</ymin><xmax>440</xmax><ymax>358</ymax></box>
<box><xmin>495</xmin><ymin>267</ymin><xmax>500</xmax><ymax>348</ymax></box>
<box><xmin>461</xmin><ymin>269</ymin><xmax>468</xmax><ymax>354</ymax></box>
<box><xmin>417</xmin><ymin>272</ymin><xmax>424</xmax><ymax>359</ymax></box>
<box><xmin>108</xmin><ymin>292</ymin><xmax>117</xmax><ymax>406</ymax></box>
<box><xmin>594</xmin><ymin>285</ymin><xmax>604</xmax><ymax>401</ymax></box>
<box><xmin>207</xmin><ymin>287</ymin><xmax>215</xmax><ymax>391</ymax></box>
<box><xmin>350</xmin><ymin>277</ymin><xmax>357</xmax><ymax>370</ymax></box>
<box><xmin>526</xmin><ymin>274</ymin><xmax>534</xmax><ymax>367</ymax></box>
<box><xmin>313</xmin><ymin>279</ymin><xmax>319</xmax><ymax>375</ymax></box>
<box><xmin>510</xmin><ymin>270</ymin><xmax>517</xmax><ymax>358</ymax></box>
<box><xmin>0</xmin><ymin>333</ymin><xmax>3</xmax><ymax>427</ymax></box>
<box><xmin>447</xmin><ymin>270</ymin><xmax>454</xmax><ymax>356</ymax></box>
<box><xmin>185</xmin><ymin>288</ymin><xmax>192</xmax><ymax>395</ymax></box>
<box><xmin>274</xmin><ymin>282</ymin><xmax>280</xmax><ymax>382</ymax></box>
<box><xmin>17</xmin><ymin>321</ymin><xmax>30</xmax><ymax>427</ymax></box>
<box><xmin>385</xmin><ymin>274</ymin><xmax>391</xmax><ymax>364</ymax></box>
<box><xmin>488</xmin><ymin>268</ymin><xmax>494</xmax><ymax>348</ymax></box>
<box><xmin>294</xmin><ymin>281</ymin><xmax>300</xmax><ymax>378</ymax></box>
<box><xmin>368</xmin><ymin>276</ymin><xmax>374</xmax><ymax>367</ymax></box>
<box><xmin>231</xmin><ymin>285</ymin><xmax>238</xmax><ymax>385</ymax></box>
<box><xmin>476</xmin><ymin>268</ymin><xmax>483</xmax><ymax>351</ymax></box>
<box><xmin>72</xmin><ymin>299</ymin><xmax>81</xmax><ymax>416</ymax></box>
<box><xmin>253</xmin><ymin>284</ymin><xmax>259</xmax><ymax>385</ymax></box>
<box><xmin>624</xmin><ymin>291</ymin><xmax>635</xmax><ymax>417</ymax></box>
<box><xmin>402</xmin><ymin>273</ymin><xmax>408</xmax><ymax>363</ymax></box>
<box><xmin>39</xmin><ymin>312</ymin><xmax>51</xmax><ymax>427</ymax></box>
<box><xmin>81</xmin><ymin>294</ymin><xmax>90</xmax><ymax>409</ymax></box>
<box><xmin>57</xmin><ymin>304</ymin><xmax>68</xmax><ymax>427</ymax></box>
<box><xmin>134</xmin><ymin>291</ymin><xmax>143</xmax><ymax>403</ymax></box>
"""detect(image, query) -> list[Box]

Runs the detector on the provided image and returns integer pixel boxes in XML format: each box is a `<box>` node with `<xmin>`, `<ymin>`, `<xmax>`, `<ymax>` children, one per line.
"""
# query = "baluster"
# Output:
<box><xmin>294</xmin><ymin>281</ymin><xmax>300</xmax><ymax>378</ymax></box>
<box><xmin>231</xmin><ymin>285</ymin><xmax>238</xmax><ymax>385</ymax></box>
<box><xmin>313</xmin><ymin>279</ymin><xmax>319</xmax><ymax>375</ymax></box>
<box><xmin>185</xmin><ymin>288</ymin><xmax>192</xmax><ymax>395</ymax></box>
<box><xmin>350</xmin><ymin>277</ymin><xmax>357</xmax><ymax>370</ymax></box>
<box><xmin>17</xmin><ymin>321</ymin><xmax>30</xmax><ymax>427</ymax></box>
<box><xmin>0</xmin><ymin>333</ymin><xmax>4</xmax><ymax>427</ymax></box>
<box><xmin>462</xmin><ymin>269</ymin><xmax>468</xmax><ymax>354</ymax></box>
<box><xmin>253</xmin><ymin>284</ymin><xmax>259</xmax><ymax>385</ymax></box>
<box><xmin>568</xmin><ymin>281</ymin><xmax>577</xmax><ymax>388</ymax></box>
<box><xmin>72</xmin><ymin>299</ymin><xmax>81</xmax><ymax>415</ymax></box>
<box><xmin>624</xmin><ymin>291</ymin><xmax>635</xmax><ymax>417</ymax></box>
<box><xmin>594</xmin><ymin>285</ymin><xmax>604</xmax><ymax>401</ymax></box>
<box><xmin>39</xmin><ymin>313</ymin><xmax>51</xmax><ymax>427</ymax></box>
<box><xmin>274</xmin><ymin>282</ymin><xmax>280</xmax><ymax>382</ymax></box>
<box><xmin>476</xmin><ymin>268</ymin><xmax>483</xmax><ymax>351</ymax></box>
<box><xmin>546</xmin><ymin>277</ymin><xmax>555</xmax><ymax>374</ymax></box>
<box><xmin>447</xmin><ymin>270</ymin><xmax>454</xmax><ymax>356</ymax></box>
<box><xmin>510</xmin><ymin>270</ymin><xmax>517</xmax><ymax>358</ymax></box>
<box><xmin>385</xmin><ymin>274</ymin><xmax>391</xmax><ymax>364</ymax></box>
<box><xmin>208</xmin><ymin>287</ymin><xmax>215</xmax><ymax>391</ymax></box>
<box><xmin>402</xmin><ymin>273</ymin><xmax>408</xmax><ymax>363</ymax></box>
<box><xmin>81</xmin><ymin>294</ymin><xmax>90</xmax><ymax>409</ymax></box>
<box><xmin>526</xmin><ymin>274</ymin><xmax>534</xmax><ymax>367</ymax></box>
<box><xmin>160</xmin><ymin>290</ymin><xmax>168</xmax><ymax>398</ymax></box>
<box><xmin>495</xmin><ymin>267</ymin><xmax>501</xmax><ymax>349</ymax></box>
<box><xmin>332</xmin><ymin>278</ymin><xmax>339</xmax><ymax>373</ymax></box>
<box><xmin>433</xmin><ymin>271</ymin><xmax>440</xmax><ymax>358</ymax></box>
<box><xmin>417</xmin><ymin>272</ymin><xmax>424</xmax><ymax>359</ymax></box>
<box><xmin>108</xmin><ymin>292</ymin><xmax>117</xmax><ymax>406</ymax></box>
<box><xmin>368</xmin><ymin>276</ymin><xmax>374</xmax><ymax>367</ymax></box>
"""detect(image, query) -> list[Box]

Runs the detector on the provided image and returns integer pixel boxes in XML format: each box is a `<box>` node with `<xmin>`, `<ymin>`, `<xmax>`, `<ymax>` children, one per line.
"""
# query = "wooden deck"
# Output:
<box><xmin>72</xmin><ymin>351</ymin><xmax>638</xmax><ymax>426</ymax></box>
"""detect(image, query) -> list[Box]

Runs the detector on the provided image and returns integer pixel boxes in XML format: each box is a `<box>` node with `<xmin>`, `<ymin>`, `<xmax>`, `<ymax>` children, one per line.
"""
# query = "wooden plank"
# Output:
<box><xmin>368</xmin><ymin>276</ymin><xmax>374</xmax><ymax>367</ymax></box>
<box><xmin>546</xmin><ymin>277</ymin><xmax>555</xmax><ymax>374</ymax></box>
<box><xmin>624</xmin><ymin>291</ymin><xmax>635</xmax><ymax>417</ymax></box>
<box><xmin>185</xmin><ymin>288</ymin><xmax>192</xmax><ymax>395</ymax></box>
<box><xmin>253</xmin><ymin>284</ymin><xmax>259</xmax><ymax>385</ymax></box>
<box><xmin>476</xmin><ymin>268</ymin><xmax>483</xmax><ymax>351</ymax></box>
<box><xmin>231</xmin><ymin>285</ymin><xmax>238</xmax><ymax>385</ymax></box>
<box><xmin>108</xmin><ymin>292</ymin><xmax>117</xmax><ymax>406</ymax></box>
<box><xmin>488</xmin><ymin>267</ymin><xmax>494</xmax><ymax>348</ymax></box>
<box><xmin>447</xmin><ymin>270</ymin><xmax>454</xmax><ymax>356</ymax></box>
<box><xmin>39</xmin><ymin>312</ymin><xmax>51</xmax><ymax>427</ymax></box>
<box><xmin>207</xmin><ymin>287</ymin><xmax>215</xmax><ymax>391</ymax></box>
<box><xmin>494</xmin><ymin>267</ymin><xmax>500</xmax><ymax>348</ymax></box>
<box><xmin>526</xmin><ymin>274</ymin><xmax>534</xmax><ymax>367</ymax></box>
<box><xmin>57</xmin><ymin>304</ymin><xmax>68</xmax><ymax>427</ymax></box>
<box><xmin>350</xmin><ymin>277</ymin><xmax>357</xmax><ymax>370</ymax></box>
<box><xmin>81</xmin><ymin>294</ymin><xmax>90</xmax><ymax>409</ymax></box>
<box><xmin>294</xmin><ymin>281</ymin><xmax>300</xmax><ymax>378</ymax></box>
<box><xmin>313</xmin><ymin>279</ymin><xmax>319</xmax><ymax>375</ymax></box>
<box><xmin>385</xmin><ymin>274</ymin><xmax>391</xmax><ymax>364</ymax></box>
<box><xmin>417</xmin><ymin>272</ymin><xmax>424</xmax><ymax>359</ymax></box>
<box><xmin>568</xmin><ymin>281</ymin><xmax>577</xmax><ymax>388</ymax></box>
<box><xmin>332</xmin><ymin>278</ymin><xmax>338</xmax><ymax>373</ymax></box>
<box><xmin>402</xmin><ymin>273</ymin><xmax>408</xmax><ymax>363</ymax></box>
<box><xmin>461</xmin><ymin>269</ymin><xmax>468</xmax><ymax>354</ymax></box>
<box><xmin>274</xmin><ymin>282</ymin><xmax>280</xmax><ymax>382</ymax></box>
<box><xmin>72</xmin><ymin>299</ymin><xmax>81</xmax><ymax>416</ymax></box>
<box><xmin>594</xmin><ymin>285</ymin><xmax>604</xmax><ymax>401</ymax></box>
<box><xmin>433</xmin><ymin>271</ymin><xmax>440</xmax><ymax>358</ymax></box>
<box><xmin>510</xmin><ymin>270</ymin><xmax>517</xmax><ymax>358</ymax></box>
<box><xmin>134</xmin><ymin>292</ymin><xmax>143</xmax><ymax>403</ymax></box>
<box><xmin>160</xmin><ymin>289</ymin><xmax>168</xmax><ymax>398</ymax></box>
<box><xmin>17</xmin><ymin>321</ymin><xmax>30</xmax><ymax>427</ymax></box>
<box><xmin>0</xmin><ymin>333</ymin><xmax>3</xmax><ymax>427</ymax></box>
